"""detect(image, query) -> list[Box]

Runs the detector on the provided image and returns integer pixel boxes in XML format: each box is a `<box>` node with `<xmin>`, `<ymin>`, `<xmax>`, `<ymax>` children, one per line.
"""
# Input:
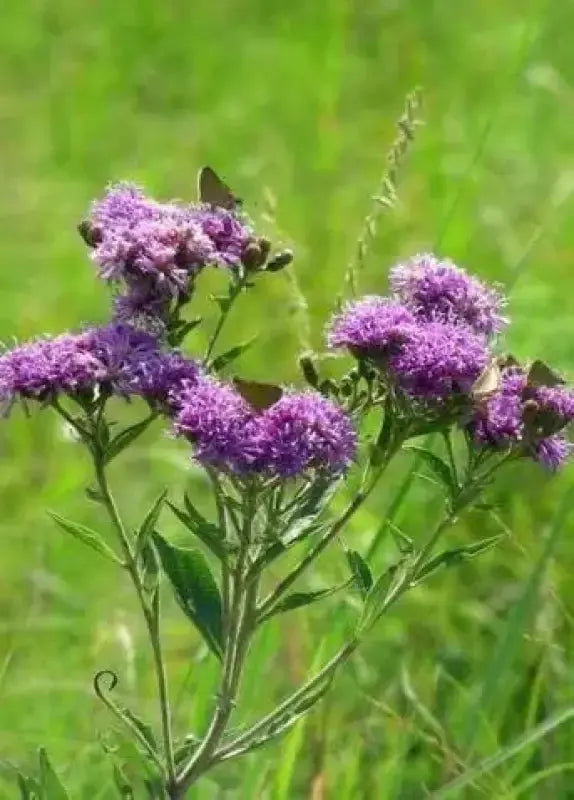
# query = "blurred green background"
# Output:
<box><xmin>2</xmin><ymin>0</ymin><xmax>574</xmax><ymax>797</ymax></box>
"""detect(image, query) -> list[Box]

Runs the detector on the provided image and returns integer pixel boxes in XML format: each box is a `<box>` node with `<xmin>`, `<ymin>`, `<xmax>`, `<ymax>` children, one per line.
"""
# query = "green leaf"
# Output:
<box><xmin>210</xmin><ymin>338</ymin><xmax>256</xmax><ymax>372</ymax></box>
<box><xmin>16</xmin><ymin>772</ymin><xmax>41</xmax><ymax>800</ymax></box>
<box><xmin>48</xmin><ymin>512</ymin><xmax>120</xmax><ymax>565</ymax></box>
<box><xmin>415</xmin><ymin>533</ymin><xmax>506</xmax><ymax>582</ymax></box>
<box><xmin>136</xmin><ymin>490</ymin><xmax>168</xmax><ymax>555</ymax></box>
<box><xmin>152</xmin><ymin>532</ymin><xmax>223</xmax><ymax>659</ymax></box>
<box><xmin>431</xmin><ymin>706</ymin><xmax>574</xmax><ymax>797</ymax></box>
<box><xmin>211</xmin><ymin>293</ymin><xmax>232</xmax><ymax>314</ymax></box>
<box><xmin>167</xmin><ymin>501</ymin><xmax>225</xmax><ymax>560</ymax></box>
<box><xmin>359</xmin><ymin>559</ymin><xmax>408</xmax><ymax>632</ymax></box>
<box><xmin>405</xmin><ymin>445</ymin><xmax>457</xmax><ymax>494</ymax></box>
<box><xmin>104</xmin><ymin>417</ymin><xmax>153</xmax><ymax>463</ymax></box>
<box><xmin>38</xmin><ymin>749</ymin><xmax>69</xmax><ymax>800</ymax></box>
<box><xmin>120</xmin><ymin>708</ymin><xmax>157</xmax><ymax>752</ymax></box>
<box><xmin>370</xmin><ymin>395</ymin><xmax>395</xmax><ymax>467</ymax></box>
<box><xmin>261</xmin><ymin>585</ymin><xmax>344</xmax><ymax>621</ymax></box>
<box><xmin>345</xmin><ymin>550</ymin><xmax>373</xmax><ymax>598</ymax></box>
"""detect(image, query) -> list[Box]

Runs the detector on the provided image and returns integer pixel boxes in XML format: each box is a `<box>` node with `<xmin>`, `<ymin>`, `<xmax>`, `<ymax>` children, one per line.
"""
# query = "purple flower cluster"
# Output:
<box><xmin>172</xmin><ymin>379</ymin><xmax>356</xmax><ymax>478</ymax></box>
<box><xmin>470</xmin><ymin>366</ymin><xmax>574</xmax><ymax>470</ymax></box>
<box><xmin>84</xmin><ymin>183</ymin><xmax>253</xmax><ymax>324</ymax></box>
<box><xmin>328</xmin><ymin>283</ymin><xmax>489</xmax><ymax>400</ymax></box>
<box><xmin>390</xmin><ymin>253</ymin><xmax>507</xmax><ymax>336</ymax></box>
<box><xmin>0</xmin><ymin>323</ymin><xmax>200</xmax><ymax>409</ymax></box>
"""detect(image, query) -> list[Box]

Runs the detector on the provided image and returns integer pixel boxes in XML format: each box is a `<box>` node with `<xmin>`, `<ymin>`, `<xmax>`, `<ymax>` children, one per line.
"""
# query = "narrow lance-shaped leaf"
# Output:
<box><xmin>260</xmin><ymin>584</ymin><xmax>346</xmax><ymax>622</ymax></box>
<box><xmin>345</xmin><ymin>549</ymin><xmax>373</xmax><ymax>598</ymax></box>
<box><xmin>210</xmin><ymin>337</ymin><xmax>257</xmax><ymax>372</ymax></box>
<box><xmin>415</xmin><ymin>533</ymin><xmax>506</xmax><ymax>582</ymax></box>
<box><xmin>167</xmin><ymin>500</ymin><xmax>225</xmax><ymax>560</ymax></box>
<box><xmin>405</xmin><ymin>445</ymin><xmax>457</xmax><ymax>495</ymax></box>
<box><xmin>152</xmin><ymin>532</ymin><xmax>223</xmax><ymax>659</ymax></box>
<box><xmin>38</xmin><ymin>749</ymin><xmax>70</xmax><ymax>800</ymax></box>
<box><xmin>104</xmin><ymin>416</ymin><xmax>154</xmax><ymax>464</ymax></box>
<box><xmin>136</xmin><ymin>490</ymin><xmax>168</xmax><ymax>555</ymax></box>
<box><xmin>48</xmin><ymin>512</ymin><xmax>121</xmax><ymax>565</ymax></box>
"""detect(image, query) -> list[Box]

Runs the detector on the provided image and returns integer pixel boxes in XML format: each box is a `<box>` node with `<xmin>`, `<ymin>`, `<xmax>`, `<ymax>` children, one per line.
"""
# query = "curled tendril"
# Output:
<box><xmin>92</xmin><ymin>668</ymin><xmax>165</xmax><ymax>775</ymax></box>
<box><xmin>94</xmin><ymin>669</ymin><xmax>119</xmax><ymax>699</ymax></box>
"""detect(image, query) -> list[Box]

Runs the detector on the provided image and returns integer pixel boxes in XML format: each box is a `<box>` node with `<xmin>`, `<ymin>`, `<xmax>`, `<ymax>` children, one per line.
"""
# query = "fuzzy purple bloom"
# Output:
<box><xmin>533</xmin><ymin>436</ymin><xmax>573</xmax><ymax>471</ymax></box>
<box><xmin>328</xmin><ymin>298</ymin><xmax>488</xmax><ymax>400</ymax></box>
<box><xmin>390</xmin><ymin>253</ymin><xmax>507</xmax><ymax>337</ymax></box>
<box><xmin>255</xmin><ymin>392</ymin><xmax>357</xmax><ymax>477</ymax></box>
<box><xmin>389</xmin><ymin>321</ymin><xmax>488</xmax><ymax>399</ymax></box>
<box><xmin>0</xmin><ymin>323</ymin><xmax>180</xmax><ymax>408</ymax></box>
<box><xmin>470</xmin><ymin>365</ymin><xmax>574</xmax><ymax>470</ymax></box>
<box><xmin>172</xmin><ymin>378</ymin><xmax>256</xmax><ymax>473</ymax></box>
<box><xmin>172</xmin><ymin>380</ymin><xmax>356</xmax><ymax>478</ymax></box>
<box><xmin>327</xmin><ymin>297</ymin><xmax>416</xmax><ymax>354</ymax></box>
<box><xmin>127</xmin><ymin>351</ymin><xmax>201</xmax><ymax>407</ymax></box>
<box><xmin>86</xmin><ymin>183</ymin><xmax>254</xmax><ymax>323</ymax></box>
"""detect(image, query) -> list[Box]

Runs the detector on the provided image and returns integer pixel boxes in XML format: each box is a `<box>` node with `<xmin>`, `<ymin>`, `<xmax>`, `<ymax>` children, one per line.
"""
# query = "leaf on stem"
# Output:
<box><xmin>415</xmin><ymin>533</ymin><xmax>506</xmax><ymax>582</ymax></box>
<box><xmin>405</xmin><ymin>445</ymin><xmax>458</xmax><ymax>496</ymax></box>
<box><xmin>345</xmin><ymin>549</ymin><xmax>373</xmax><ymax>598</ymax></box>
<box><xmin>210</xmin><ymin>337</ymin><xmax>257</xmax><ymax>372</ymax></box>
<box><xmin>48</xmin><ymin>512</ymin><xmax>121</xmax><ymax>565</ymax></box>
<box><xmin>104</xmin><ymin>417</ymin><xmax>154</xmax><ymax>464</ymax></box>
<box><xmin>152</xmin><ymin>532</ymin><xmax>223</xmax><ymax>659</ymax></box>
<box><xmin>167</xmin><ymin>499</ymin><xmax>225</xmax><ymax>560</ymax></box>
<box><xmin>135</xmin><ymin>490</ymin><xmax>168</xmax><ymax>555</ymax></box>
<box><xmin>38</xmin><ymin>749</ymin><xmax>70</xmax><ymax>800</ymax></box>
<box><xmin>260</xmin><ymin>584</ymin><xmax>345</xmax><ymax>622</ymax></box>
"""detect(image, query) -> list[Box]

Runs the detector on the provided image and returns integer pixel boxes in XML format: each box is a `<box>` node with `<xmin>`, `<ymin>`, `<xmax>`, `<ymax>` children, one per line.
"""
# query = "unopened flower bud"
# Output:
<box><xmin>241</xmin><ymin>242</ymin><xmax>263</xmax><ymax>271</ymax></box>
<box><xmin>266</xmin><ymin>249</ymin><xmax>293</xmax><ymax>272</ymax></box>
<box><xmin>78</xmin><ymin>220</ymin><xmax>102</xmax><ymax>248</ymax></box>
<box><xmin>299</xmin><ymin>355</ymin><xmax>319</xmax><ymax>388</ymax></box>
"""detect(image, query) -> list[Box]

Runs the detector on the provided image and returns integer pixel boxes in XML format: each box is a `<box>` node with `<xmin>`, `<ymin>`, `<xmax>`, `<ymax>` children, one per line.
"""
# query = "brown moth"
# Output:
<box><xmin>527</xmin><ymin>359</ymin><xmax>565</xmax><ymax>388</ymax></box>
<box><xmin>233</xmin><ymin>378</ymin><xmax>283</xmax><ymax>412</ymax></box>
<box><xmin>471</xmin><ymin>360</ymin><xmax>502</xmax><ymax>400</ymax></box>
<box><xmin>198</xmin><ymin>166</ymin><xmax>241</xmax><ymax>211</ymax></box>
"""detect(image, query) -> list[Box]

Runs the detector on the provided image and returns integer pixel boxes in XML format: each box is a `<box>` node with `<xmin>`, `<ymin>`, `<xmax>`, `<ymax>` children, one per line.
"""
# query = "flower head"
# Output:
<box><xmin>172</xmin><ymin>377</ymin><xmax>256</xmax><ymax>473</ymax></box>
<box><xmin>469</xmin><ymin>365</ymin><xmax>574</xmax><ymax>470</ymax></box>
<box><xmin>172</xmin><ymin>380</ymin><xmax>356</xmax><ymax>478</ymax></box>
<box><xmin>327</xmin><ymin>297</ymin><xmax>416</xmax><ymax>355</ymax></box>
<box><xmin>255</xmin><ymin>392</ymin><xmax>357</xmax><ymax>477</ymax></box>
<box><xmin>390</xmin><ymin>253</ymin><xmax>507</xmax><ymax>337</ymax></box>
<box><xmin>389</xmin><ymin>321</ymin><xmax>488</xmax><ymax>399</ymax></box>
<box><xmin>0</xmin><ymin>323</ymin><xmax>170</xmax><ymax>408</ymax></box>
<box><xmin>84</xmin><ymin>183</ymin><xmax>254</xmax><ymax>323</ymax></box>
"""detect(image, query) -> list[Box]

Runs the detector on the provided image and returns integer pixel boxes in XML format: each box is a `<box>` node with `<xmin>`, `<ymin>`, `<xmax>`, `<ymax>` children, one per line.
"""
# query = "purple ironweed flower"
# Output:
<box><xmin>255</xmin><ymin>392</ymin><xmax>357</xmax><ymax>477</ymax></box>
<box><xmin>172</xmin><ymin>377</ymin><xmax>257</xmax><ymax>473</ymax></box>
<box><xmin>172</xmin><ymin>380</ymin><xmax>356</xmax><ymax>478</ymax></box>
<box><xmin>389</xmin><ymin>253</ymin><xmax>507</xmax><ymax>337</ymax></box>
<box><xmin>389</xmin><ymin>321</ymin><xmax>488</xmax><ymax>399</ymax></box>
<box><xmin>0</xmin><ymin>323</ymin><xmax>165</xmax><ymax>407</ymax></box>
<box><xmin>470</xmin><ymin>365</ymin><xmax>574</xmax><ymax>470</ymax></box>
<box><xmin>533</xmin><ymin>435</ymin><xmax>573</xmax><ymax>471</ymax></box>
<box><xmin>328</xmin><ymin>297</ymin><xmax>488</xmax><ymax>400</ymax></box>
<box><xmin>130</xmin><ymin>351</ymin><xmax>201</xmax><ymax>407</ymax></box>
<box><xmin>86</xmin><ymin>184</ymin><xmax>253</xmax><ymax>306</ymax></box>
<box><xmin>327</xmin><ymin>297</ymin><xmax>416</xmax><ymax>355</ymax></box>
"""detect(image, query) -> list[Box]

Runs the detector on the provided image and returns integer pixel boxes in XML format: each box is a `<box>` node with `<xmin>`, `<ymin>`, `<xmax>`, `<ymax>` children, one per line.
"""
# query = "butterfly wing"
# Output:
<box><xmin>198</xmin><ymin>166</ymin><xmax>240</xmax><ymax>211</ymax></box>
<box><xmin>471</xmin><ymin>360</ymin><xmax>501</xmax><ymax>400</ymax></box>
<box><xmin>233</xmin><ymin>378</ymin><xmax>283</xmax><ymax>411</ymax></box>
<box><xmin>527</xmin><ymin>360</ymin><xmax>565</xmax><ymax>388</ymax></box>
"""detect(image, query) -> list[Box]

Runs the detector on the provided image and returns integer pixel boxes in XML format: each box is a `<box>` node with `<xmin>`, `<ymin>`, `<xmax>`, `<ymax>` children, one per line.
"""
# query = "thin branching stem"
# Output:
<box><xmin>93</xmin><ymin>457</ymin><xmax>177</xmax><ymax>790</ymax></box>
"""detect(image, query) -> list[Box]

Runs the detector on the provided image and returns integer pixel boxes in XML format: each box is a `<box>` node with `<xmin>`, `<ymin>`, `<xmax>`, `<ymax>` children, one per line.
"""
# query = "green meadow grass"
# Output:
<box><xmin>2</xmin><ymin>0</ymin><xmax>574</xmax><ymax>797</ymax></box>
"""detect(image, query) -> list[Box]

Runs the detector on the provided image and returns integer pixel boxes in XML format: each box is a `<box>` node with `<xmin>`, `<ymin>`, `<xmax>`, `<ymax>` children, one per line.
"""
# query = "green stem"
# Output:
<box><xmin>214</xmin><ymin>639</ymin><xmax>358</xmax><ymax>762</ymax></box>
<box><xmin>94</xmin><ymin>459</ymin><xmax>177</xmax><ymax>789</ymax></box>
<box><xmin>257</xmin><ymin>458</ymin><xmax>393</xmax><ymax>619</ymax></box>
<box><xmin>174</xmin><ymin>514</ymin><xmax>258</xmax><ymax>795</ymax></box>
<box><xmin>203</xmin><ymin>278</ymin><xmax>245</xmax><ymax>366</ymax></box>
